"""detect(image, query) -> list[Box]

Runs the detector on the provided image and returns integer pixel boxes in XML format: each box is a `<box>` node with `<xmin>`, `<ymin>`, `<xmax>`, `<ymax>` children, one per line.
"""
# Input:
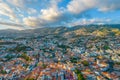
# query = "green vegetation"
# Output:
<box><xmin>103</xmin><ymin>45</ymin><xmax>110</xmax><ymax>50</ymax></box>
<box><xmin>15</xmin><ymin>46</ymin><xmax>33</xmax><ymax>52</ymax></box>
<box><xmin>82</xmin><ymin>60</ymin><xmax>89</xmax><ymax>66</ymax></box>
<box><xmin>115</xmin><ymin>62</ymin><xmax>120</xmax><ymax>65</ymax></box>
<box><xmin>16</xmin><ymin>46</ymin><xmax>28</xmax><ymax>52</ymax></box>
<box><xmin>25</xmin><ymin>78</ymin><xmax>35</xmax><ymax>80</ymax></box>
<box><xmin>70</xmin><ymin>57</ymin><xmax>79</xmax><ymax>63</ymax></box>
<box><xmin>58</xmin><ymin>44</ymin><xmax>70</xmax><ymax>49</ymax></box>
<box><xmin>96</xmin><ymin>46</ymin><xmax>101</xmax><ymax>51</ymax></box>
<box><xmin>42</xmin><ymin>63</ymin><xmax>47</xmax><ymax>68</ymax></box>
<box><xmin>74</xmin><ymin>69</ymin><xmax>85</xmax><ymax>80</ymax></box>
<box><xmin>20</xmin><ymin>53</ymin><xmax>32</xmax><ymax>61</ymax></box>
<box><xmin>1</xmin><ymin>70</ymin><xmax>7</xmax><ymax>74</ymax></box>
<box><xmin>24</xmin><ymin>64</ymin><xmax>29</xmax><ymax>68</ymax></box>
<box><xmin>9</xmin><ymin>45</ymin><xmax>33</xmax><ymax>52</ymax></box>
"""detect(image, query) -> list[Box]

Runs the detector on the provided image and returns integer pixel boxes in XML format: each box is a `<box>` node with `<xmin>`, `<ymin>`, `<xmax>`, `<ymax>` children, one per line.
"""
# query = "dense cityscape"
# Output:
<box><xmin>0</xmin><ymin>0</ymin><xmax>120</xmax><ymax>80</ymax></box>
<box><xmin>0</xmin><ymin>25</ymin><xmax>120</xmax><ymax>80</ymax></box>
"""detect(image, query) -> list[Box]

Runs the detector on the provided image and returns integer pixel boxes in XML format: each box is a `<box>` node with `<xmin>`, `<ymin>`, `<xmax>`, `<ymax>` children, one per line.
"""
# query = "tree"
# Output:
<box><xmin>103</xmin><ymin>45</ymin><xmax>110</xmax><ymax>50</ymax></box>
<box><xmin>1</xmin><ymin>70</ymin><xmax>7</xmax><ymax>74</ymax></box>
<box><xmin>74</xmin><ymin>69</ymin><xmax>85</xmax><ymax>80</ymax></box>
<box><xmin>20</xmin><ymin>53</ymin><xmax>32</xmax><ymax>61</ymax></box>
<box><xmin>82</xmin><ymin>60</ymin><xmax>89</xmax><ymax>66</ymax></box>
<box><xmin>70</xmin><ymin>57</ymin><xmax>78</xmax><ymax>63</ymax></box>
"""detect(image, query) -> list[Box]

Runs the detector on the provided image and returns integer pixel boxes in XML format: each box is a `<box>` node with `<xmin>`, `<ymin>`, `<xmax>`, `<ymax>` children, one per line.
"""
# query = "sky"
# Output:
<box><xmin>0</xmin><ymin>0</ymin><xmax>120</xmax><ymax>30</ymax></box>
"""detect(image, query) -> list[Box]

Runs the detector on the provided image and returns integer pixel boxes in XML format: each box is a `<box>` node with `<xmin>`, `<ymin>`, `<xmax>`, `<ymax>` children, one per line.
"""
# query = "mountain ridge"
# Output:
<box><xmin>0</xmin><ymin>24</ymin><xmax>120</xmax><ymax>37</ymax></box>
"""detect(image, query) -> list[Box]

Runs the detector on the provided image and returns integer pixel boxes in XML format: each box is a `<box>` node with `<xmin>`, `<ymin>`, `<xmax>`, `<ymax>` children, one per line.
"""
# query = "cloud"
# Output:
<box><xmin>67</xmin><ymin>0</ymin><xmax>120</xmax><ymax>14</ymax></box>
<box><xmin>23</xmin><ymin>0</ymin><xmax>63</xmax><ymax>27</ymax></box>
<box><xmin>6</xmin><ymin>0</ymin><xmax>38</xmax><ymax>8</ymax></box>
<box><xmin>39</xmin><ymin>0</ymin><xmax>62</xmax><ymax>21</ymax></box>
<box><xmin>40</xmin><ymin>8</ymin><xmax>59</xmax><ymax>21</ymax></box>
<box><xmin>27</xmin><ymin>8</ymin><xmax>37</xmax><ymax>15</ymax></box>
<box><xmin>23</xmin><ymin>17</ymin><xmax>40</xmax><ymax>27</ymax></box>
<box><xmin>68</xmin><ymin>18</ymin><xmax>112</xmax><ymax>26</ymax></box>
<box><xmin>23</xmin><ymin>0</ymin><xmax>120</xmax><ymax>28</ymax></box>
<box><xmin>0</xmin><ymin>2</ymin><xmax>17</xmax><ymax>21</ymax></box>
<box><xmin>67</xmin><ymin>0</ymin><xmax>97</xmax><ymax>14</ymax></box>
<box><xmin>7</xmin><ymin>0</ymin><xmax>50</xmax><ymax>9</ymax></box>
<box><xmin>0</xmin><ymin>0</ymin><xmax>120</xmax><ymax>29</ymax></box>
<box><xmin>0</xmin><ymin>21</ymin><xmax>24</xmax><ymax>27</ymax></box>
<box><xmin>98</xmin><ymin>0</ymin><xmax>120</xmax><ymax>12</ymax></box>
<box><xmin>7</xmin><ymin>0</ymin><xmax>24</xmax><ymax>8</ymax></box>
<box><xmin>0</xmin><ymin>21</ymin><xmax>25</xmax><ymax>30</ymax></box>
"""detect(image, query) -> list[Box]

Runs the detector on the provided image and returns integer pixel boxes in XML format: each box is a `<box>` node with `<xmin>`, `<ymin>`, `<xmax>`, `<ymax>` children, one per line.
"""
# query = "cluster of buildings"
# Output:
<box><xmin>0</xmin><ymin>34</ymin><xmax>120</xmax><ymax>80</ymax></box>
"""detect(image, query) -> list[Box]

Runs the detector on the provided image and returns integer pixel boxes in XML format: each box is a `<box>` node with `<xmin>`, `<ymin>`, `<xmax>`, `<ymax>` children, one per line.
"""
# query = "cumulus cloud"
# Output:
<box><xmin>23</xmin><ymin>0</ymin><xmax>120</xmax><ymax>28</ymax></box>
<box><xmin>23</xmin><ymin>0</ymin><xmax>63</xmax><ymax>27</ymax></box>
<box><xmin>67</xmin><ymin>0</ymin><xmax>97</xmax><ymax>14</ymax></box>
<box><xmin>40</xmin><ymin>8</ymin><xmax>60</xmax><ymax>21</ymax></box>
<box><xmin>23</xmin><ymin>17</ymin><xmax>40</xmax><ymax>27</ymax></box>
<box><xmin>67</xmin><ymin>0</ymin><xmax>120</xmax><ymax>14</ymax></box>
<box><xmin>0</xmin><ymin>0</ymin><xmax>120</xmax><ymax>29</ymax></box>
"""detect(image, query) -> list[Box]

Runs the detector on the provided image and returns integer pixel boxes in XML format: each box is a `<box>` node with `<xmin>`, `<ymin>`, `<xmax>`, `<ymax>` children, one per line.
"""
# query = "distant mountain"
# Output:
<box><xmin>0</xmin><ymin>24</ymin><xmax>120</xmax><ymax>37</ymax></box>
<box><xmin>0</xmin><ymin>29</ymin><xmax>19</xmax><ymax>33</ymax></box>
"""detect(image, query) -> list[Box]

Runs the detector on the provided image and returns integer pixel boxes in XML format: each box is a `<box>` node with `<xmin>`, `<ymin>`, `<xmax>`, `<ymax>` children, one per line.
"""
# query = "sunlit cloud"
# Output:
<box><xmin>0</xmin><ymin>0</ymin><xmax>119</xmax><ymax>29</ymax></box>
